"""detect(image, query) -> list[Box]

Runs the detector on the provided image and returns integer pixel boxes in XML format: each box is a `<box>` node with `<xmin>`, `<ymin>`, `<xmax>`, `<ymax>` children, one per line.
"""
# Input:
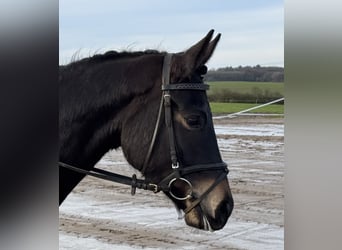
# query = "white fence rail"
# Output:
<box><xmin>213</xmin><ymin>97</ymin><xmax>284</xmax><ymax>120</ymax></box>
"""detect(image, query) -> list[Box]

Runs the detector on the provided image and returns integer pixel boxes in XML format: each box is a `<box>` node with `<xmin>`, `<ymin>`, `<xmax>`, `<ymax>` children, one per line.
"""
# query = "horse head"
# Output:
<box><xmin>120</xmin><ymin>30</ymin><xmax>234</xmax><ymax>231</ymax></box>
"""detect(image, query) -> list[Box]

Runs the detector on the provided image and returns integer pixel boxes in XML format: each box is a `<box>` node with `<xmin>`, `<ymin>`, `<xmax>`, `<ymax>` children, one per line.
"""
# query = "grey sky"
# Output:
<box><xmin>59</xmin><ymin>0</ymin><xmax>283</xmax><ymax>68</ymax></box>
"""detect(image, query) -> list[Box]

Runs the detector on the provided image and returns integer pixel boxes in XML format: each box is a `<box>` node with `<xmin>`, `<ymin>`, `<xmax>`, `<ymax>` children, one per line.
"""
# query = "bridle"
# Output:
<box><xmin>59</xmin><ymin>53</ymin><xmax>229</xmax><ymax>215</ymax></box>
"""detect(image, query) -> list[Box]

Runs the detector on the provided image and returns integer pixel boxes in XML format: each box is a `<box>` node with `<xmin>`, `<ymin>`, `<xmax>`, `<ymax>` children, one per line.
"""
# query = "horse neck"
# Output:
<box><xmin>59</xmin><ymin>54</ymin><xmax>163</xmax><ymax>168</ymax></box>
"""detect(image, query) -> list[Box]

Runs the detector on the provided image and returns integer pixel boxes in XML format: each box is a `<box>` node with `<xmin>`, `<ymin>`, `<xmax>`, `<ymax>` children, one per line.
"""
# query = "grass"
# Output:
<box><xmin>209</xmin><ymin>102</ymin><xmax>284</xmax><ymax>115</ymax></box>
<box><xmin>202</xmin><ymin>81</ymin><xmax>284</xmax><ymax>115</ymax></box>
<box><xmin>206</xmin><ymin>81</ymin><xmax>284</xmax><ymax>114</ymax></box>
<box><xmin>208</xmin><ymin>81</ymin><xmax>284</xmax><ymax>95</ymax></box>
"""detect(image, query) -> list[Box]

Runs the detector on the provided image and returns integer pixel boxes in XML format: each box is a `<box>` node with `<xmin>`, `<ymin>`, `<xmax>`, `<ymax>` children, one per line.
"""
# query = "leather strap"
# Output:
<box><xmin>162</xmin><ymin>54</ymin><xmax>180</xmax><ymax>177</ymax></box>
<box><xmin>183</xmin><ymin>169</ymin><xmax>228</xmax><ymax>214</ymax></box>
<box><xmin>162</xmin><ymin>83</ymin><xmax>209</xmax><ymax>91</ymax></box>
<box><xmin>157</xmin><ymin>162</ymin><xmax>228</xmax><ymax>189</ymax></box>
<box><xmin>140</xmin><ymin>94</ymin><xmax>164</xmax><ymax>174</ymax></box>
<box><xmin>59</xmin><ymin>161</ymin><xmax>160</xmax><ymax>194</ymax></box>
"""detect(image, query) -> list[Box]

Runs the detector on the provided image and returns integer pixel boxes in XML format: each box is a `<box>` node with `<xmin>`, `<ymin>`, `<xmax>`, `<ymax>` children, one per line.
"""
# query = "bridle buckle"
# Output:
<box><xmin>148</xmin><ymin>183</ymin><xmax>159</xmax><ymax>193</ymax></box>
<box><xmin>163</xmin><ymin>94</ymin><xmax>171</xmax><ymax>106</ymax></box>
<box><xmin>172</xmin><ymin>162</ymin><xmax>179</xmax><ymax>169</ymax></box>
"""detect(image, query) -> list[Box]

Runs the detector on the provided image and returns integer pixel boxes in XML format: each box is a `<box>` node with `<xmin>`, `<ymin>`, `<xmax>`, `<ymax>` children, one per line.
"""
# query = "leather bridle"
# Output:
<box><xmin>59</xmin><ymin>53</ymin><xmax>229</xmax><ymax>215</ymax></box>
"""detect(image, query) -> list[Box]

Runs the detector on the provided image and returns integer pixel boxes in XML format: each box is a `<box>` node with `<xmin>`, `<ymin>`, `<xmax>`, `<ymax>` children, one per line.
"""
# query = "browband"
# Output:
<box><xmin>162</xmin><ymin>83</ymin><xmax>209</xmax><ymax>91</ymax></box>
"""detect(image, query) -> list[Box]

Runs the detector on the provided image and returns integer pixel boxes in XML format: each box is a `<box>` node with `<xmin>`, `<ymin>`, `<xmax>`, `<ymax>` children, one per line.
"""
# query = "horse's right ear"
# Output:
<box><xmin>173</xmin><ymin>30</ymin><xmax>221</xmax><ymax>78</ymax></box>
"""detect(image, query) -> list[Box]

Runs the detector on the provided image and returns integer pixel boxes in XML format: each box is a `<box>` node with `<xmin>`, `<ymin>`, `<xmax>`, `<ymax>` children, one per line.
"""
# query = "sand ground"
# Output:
<box><xmin>60</xmin><ymin>116</ymin><xmax>284</xmax><ymax>250</ymax></box>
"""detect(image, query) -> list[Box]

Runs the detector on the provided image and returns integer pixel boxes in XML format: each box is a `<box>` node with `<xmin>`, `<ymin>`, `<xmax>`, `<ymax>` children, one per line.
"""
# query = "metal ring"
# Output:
<box><xmin>168</xmin><ymin>178</ymin><xmax>193</xmax><ymax>201</ymax></box>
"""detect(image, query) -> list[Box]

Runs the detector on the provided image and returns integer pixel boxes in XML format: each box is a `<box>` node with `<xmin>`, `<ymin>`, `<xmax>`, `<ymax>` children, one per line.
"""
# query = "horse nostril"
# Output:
<box><xmin>210</xmin><ymin>200</ymin><xmax>234</xmax><ymax>230</ymax></box>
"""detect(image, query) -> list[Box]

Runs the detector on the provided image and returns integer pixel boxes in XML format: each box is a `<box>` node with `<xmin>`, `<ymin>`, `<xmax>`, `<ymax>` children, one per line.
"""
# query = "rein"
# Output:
<box><xmin>59</xmin><ymin>162</ymin><xmax>161</xmax><ymax>195</ymax></box>
<box><xmin>59</xmin><ymin>53</ymin><xmax>229</xmax><ymax>214</ymax></box>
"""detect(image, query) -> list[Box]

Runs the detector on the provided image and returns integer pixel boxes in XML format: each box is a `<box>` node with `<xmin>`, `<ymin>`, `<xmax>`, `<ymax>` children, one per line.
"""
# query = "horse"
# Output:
<box><xmin>59</xmin><ymin>30</ymin><xmax>234</xmax><ymax>231</ymax></box>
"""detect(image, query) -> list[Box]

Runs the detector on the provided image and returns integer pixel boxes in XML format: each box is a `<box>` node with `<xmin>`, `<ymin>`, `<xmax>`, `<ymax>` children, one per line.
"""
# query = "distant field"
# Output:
<box><xmin>210</xmin><ymin>102</ymin><xmax>284</xmax><ymax>115</ymax></box>
<box><xmin>207</xmin><ymin>81</ymin><xmax>284</xmax><ymax>104</ymax></box>
<box><xmin>208</xmin><ymin>81</ymin><xmax>284</xmax><ymax>95</ymax></box>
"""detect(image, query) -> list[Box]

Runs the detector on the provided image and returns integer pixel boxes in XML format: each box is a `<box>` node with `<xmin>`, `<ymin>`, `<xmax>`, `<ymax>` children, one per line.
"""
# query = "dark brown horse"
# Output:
<box><xmin>59</xmin><ymin>30</ymin><xmax>233</xmax><ymax>231</ymax></box>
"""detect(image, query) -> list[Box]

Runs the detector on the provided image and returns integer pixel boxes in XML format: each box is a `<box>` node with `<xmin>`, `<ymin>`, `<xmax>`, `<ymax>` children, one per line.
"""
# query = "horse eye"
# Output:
<box><xmin>185</xmin><ymin>115</ymin><xmax>201</xmax><ymax>128</ymax></box>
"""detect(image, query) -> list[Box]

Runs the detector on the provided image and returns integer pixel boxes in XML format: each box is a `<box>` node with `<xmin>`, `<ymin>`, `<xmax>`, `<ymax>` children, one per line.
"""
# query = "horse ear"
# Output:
<box><xmin>174</xmin><ymin>30</ymin><xmax>221</xmax><ymax>78</ymax></box>
<box><xmin>200</xmin><ymin>33</ymin><xmax>221</xmax><ymax>66</ymax></box>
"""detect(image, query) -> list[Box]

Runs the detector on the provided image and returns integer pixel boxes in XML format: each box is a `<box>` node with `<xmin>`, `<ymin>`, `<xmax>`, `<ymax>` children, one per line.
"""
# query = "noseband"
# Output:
<box><xmin>59</xmin><ymin>53</ymin><xmax>229</xmax><ymax>215</ymax></box>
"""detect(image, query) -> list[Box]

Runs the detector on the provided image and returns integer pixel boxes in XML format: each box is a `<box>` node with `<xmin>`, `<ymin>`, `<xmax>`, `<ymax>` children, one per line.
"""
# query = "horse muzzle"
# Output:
<box><xmin>168</xmin><ymin>171</ymin><xmax>234</xmax><ymax>231</ymax></box>
<box><xmin>185</xmin><ymin>195</ymin><xmax>234</xmax><ymax>231</ymax></box>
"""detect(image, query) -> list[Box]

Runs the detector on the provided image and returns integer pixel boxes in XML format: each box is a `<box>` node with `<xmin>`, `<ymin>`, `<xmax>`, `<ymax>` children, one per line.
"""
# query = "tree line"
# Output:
<box><xmin>204</xmin><ymin>65</ymin><xmax>284</xmax><ymax>82</ymax></box>
<box><xmin>207</xmin><ymin>88</ymin><xmax>284</xmax><ymax>104</ymax></box>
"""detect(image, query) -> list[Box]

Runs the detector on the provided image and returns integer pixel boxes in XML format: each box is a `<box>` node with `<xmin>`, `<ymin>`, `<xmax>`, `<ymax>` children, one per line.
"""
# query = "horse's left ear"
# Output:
<box><xmin>173</xmin><ymin>30</ymin><xmax>221</xmax><ymax>78</ymax></box>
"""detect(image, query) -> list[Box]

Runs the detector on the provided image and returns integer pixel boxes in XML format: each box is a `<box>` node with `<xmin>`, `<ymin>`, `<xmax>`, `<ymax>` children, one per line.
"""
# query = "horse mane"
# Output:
<box><xmin>59</xmin><ymin>49</ymin><xmax>165</xmax><ymax>123</ymax></box>
<box><xmin>63</xmin><ymin>49</ymin><xmax>164</xmax><ymax>67</ymax></box>
<box><xmin>90</xmin><ymin>49</ymin><xmax>163</xmax><ymax>61</ymax></box>
<box><xmin>59</xmin><ymin>48</ymin><xmax>166</xmax><ymax>169</ymax></box>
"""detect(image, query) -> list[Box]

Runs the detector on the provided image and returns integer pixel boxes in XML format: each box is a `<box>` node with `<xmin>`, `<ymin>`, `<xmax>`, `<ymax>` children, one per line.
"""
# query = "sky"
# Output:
<box><xmin>59</xmin><ymin>0</ymin><xmax>283</xmax><ymax>68</ymax></box>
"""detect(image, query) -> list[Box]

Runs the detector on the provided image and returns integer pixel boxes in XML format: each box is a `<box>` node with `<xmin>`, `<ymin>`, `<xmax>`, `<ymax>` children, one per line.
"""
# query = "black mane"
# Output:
<box><xmin>63</xmin><ymin>49</ymin><xmax>164</xmax><ymax>67</ymax></box>
<box><xmin>59</xmin><ymin>48</ymin><xmax>165</xmax><ymax>165</ymax></box>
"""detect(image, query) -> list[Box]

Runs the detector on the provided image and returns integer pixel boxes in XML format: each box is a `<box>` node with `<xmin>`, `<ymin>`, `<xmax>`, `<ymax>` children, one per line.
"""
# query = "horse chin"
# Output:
<box><xmin>186</xmin><ymin>214</ymin><xmax>214</xmax><ymax>232</ymax></box>
<box><xmin>184</xmin><ymin>207</ymin><xmax>215</xmax><ymax>232</ymax></box>
<box><xmin>182</xmin><ymin>200</ymin><xmax>232</xmax><ymax>231</ymax></box>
